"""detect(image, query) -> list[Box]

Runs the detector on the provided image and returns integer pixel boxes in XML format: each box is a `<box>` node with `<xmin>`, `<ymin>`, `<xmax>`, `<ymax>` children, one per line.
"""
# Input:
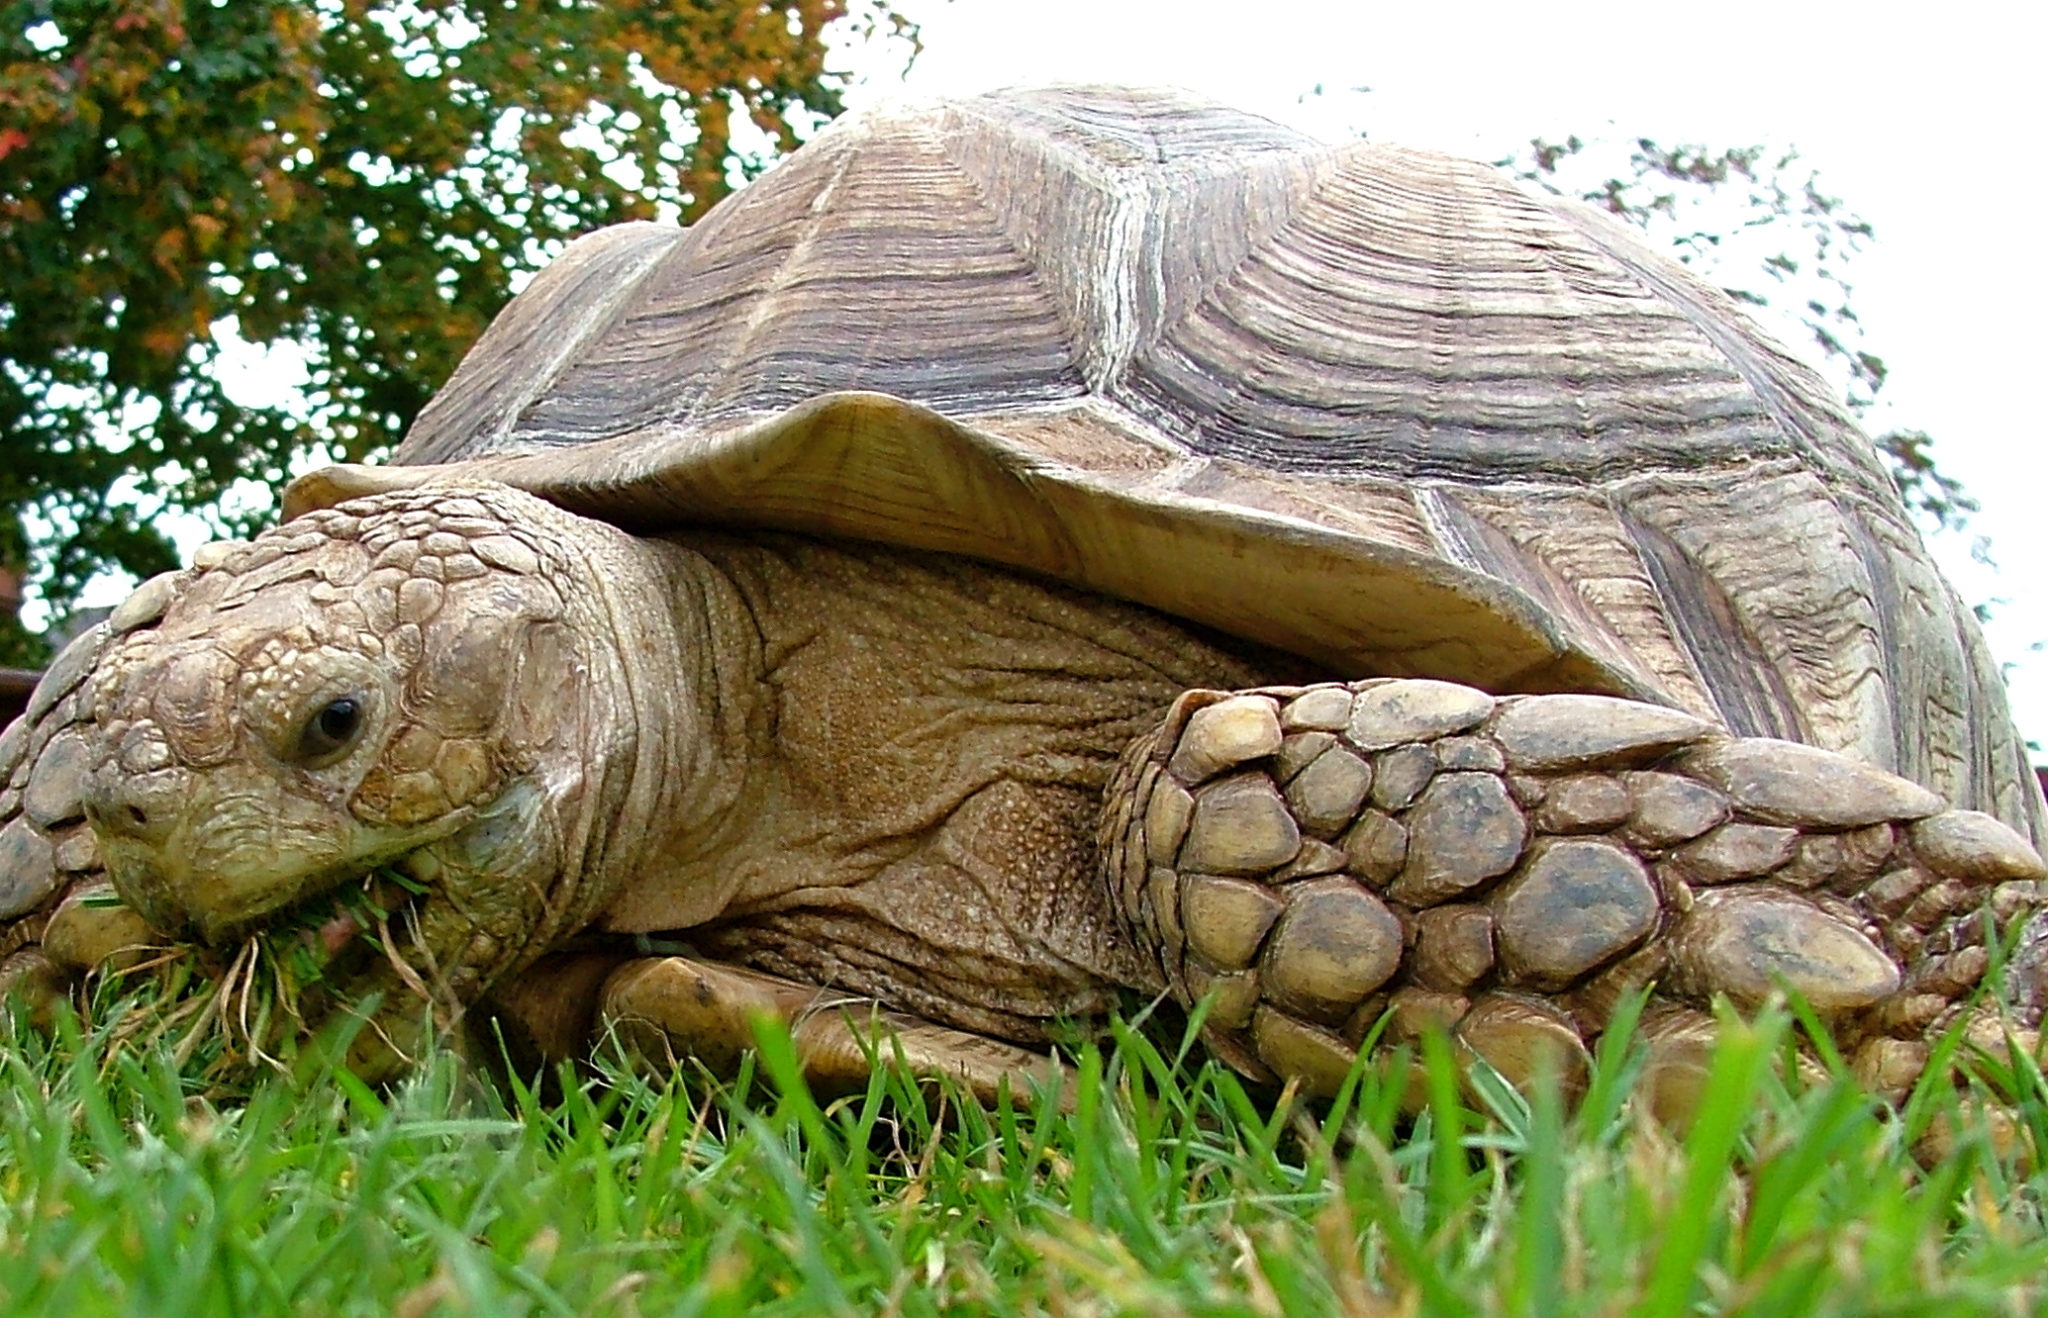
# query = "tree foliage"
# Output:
<box><xmin>0</xmin><ymin>0</ymin><xmax>905</xmax><ymax>660</ymax></box>
<box><xmin>1503</xmin><ymin>136</ymin><xmax>1974</xmax><ymax>532</ymax></box>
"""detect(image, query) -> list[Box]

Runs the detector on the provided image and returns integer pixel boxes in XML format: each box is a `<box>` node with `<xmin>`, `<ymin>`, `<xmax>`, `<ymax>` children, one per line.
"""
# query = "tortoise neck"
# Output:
<box><xmin>578</xmin><ymin>534</ymin><xmax>773</xmax><ymax>928</ymax></box>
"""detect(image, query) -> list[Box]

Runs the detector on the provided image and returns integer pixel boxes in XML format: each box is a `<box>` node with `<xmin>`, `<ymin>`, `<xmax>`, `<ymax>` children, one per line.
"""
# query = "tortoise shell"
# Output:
<box><xmin>289</xmin><ymin>86</ymin><xmax>2045</xmax><ymax>845</ymax></box>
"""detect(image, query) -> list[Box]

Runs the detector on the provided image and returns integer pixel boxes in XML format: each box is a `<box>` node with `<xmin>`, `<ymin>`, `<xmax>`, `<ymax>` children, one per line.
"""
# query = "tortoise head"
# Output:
<box><xmin>79</xmin><ymin>483</ymin><xmax>648</xmax><ymax>1043</ymax></box>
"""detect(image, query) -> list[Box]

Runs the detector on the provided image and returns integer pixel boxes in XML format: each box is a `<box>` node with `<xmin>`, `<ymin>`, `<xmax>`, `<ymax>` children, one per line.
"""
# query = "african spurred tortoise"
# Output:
<box><xmin>1</xmin><ymin>87</ymin><xmax>2043</xmax><ymax>1101</ymax></box>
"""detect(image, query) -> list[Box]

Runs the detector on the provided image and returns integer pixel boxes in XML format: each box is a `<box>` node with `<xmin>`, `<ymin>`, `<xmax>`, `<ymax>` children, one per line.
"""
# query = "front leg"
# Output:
<box><xmin>1103</xmin><ymin>679</ymin><xmax>2048</xmax><ymax>1101</ymax></box>
<box><xmin>595</xmin><ymin>955</ymin><xmax>1061</xmax><ymax>1104</ymax></box>
<box><xmin>1</xmin><ymin>573</ymin><xmax>193</xmax><ymax>1018</ymax></box>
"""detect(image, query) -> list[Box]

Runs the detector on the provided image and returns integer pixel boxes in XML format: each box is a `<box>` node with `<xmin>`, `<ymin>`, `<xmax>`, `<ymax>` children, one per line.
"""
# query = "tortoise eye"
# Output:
<box><xmin>296</xmin><ymin>696</ymin><xmax>364</xmax><ymax>763</ymax></box>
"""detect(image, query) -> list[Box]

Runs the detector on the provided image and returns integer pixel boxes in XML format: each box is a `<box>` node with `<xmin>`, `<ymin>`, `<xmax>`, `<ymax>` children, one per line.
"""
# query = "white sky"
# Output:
<box><xmin>833</xmin><ymin>0</ymin><xmax>2047</xmax><ymax>756</ymax></box>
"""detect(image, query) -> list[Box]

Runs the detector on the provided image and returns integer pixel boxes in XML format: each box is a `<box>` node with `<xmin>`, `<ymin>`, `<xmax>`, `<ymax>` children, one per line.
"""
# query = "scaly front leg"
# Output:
<box><xmin>1102</xmin><ymin>679</ymin><xmax>2048</xmax><ymax>1103</ymax></box>
<box><xmin>0</xmin><ymin>571</ymin><xmax>195</xmax><ymax>1021</ymax></box>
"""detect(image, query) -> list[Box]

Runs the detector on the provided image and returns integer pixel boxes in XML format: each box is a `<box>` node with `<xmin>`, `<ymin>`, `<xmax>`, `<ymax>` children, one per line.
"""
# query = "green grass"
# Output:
<box><xmin>1</xmin><ymin>996</ymin><xmax>2045</xmax><ymax>1316</ymax></box>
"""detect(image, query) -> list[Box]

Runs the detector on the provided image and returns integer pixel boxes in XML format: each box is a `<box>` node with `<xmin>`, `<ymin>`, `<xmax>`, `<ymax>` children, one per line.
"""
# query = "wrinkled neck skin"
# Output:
<box><xmin>536</xmin><ymin>532</ymin><xmax>767</xmax><ymax>935</ymax></box>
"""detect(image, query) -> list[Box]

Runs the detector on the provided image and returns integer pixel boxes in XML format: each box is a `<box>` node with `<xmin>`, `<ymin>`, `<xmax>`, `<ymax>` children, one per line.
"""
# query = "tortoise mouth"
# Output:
<box><xmin>237</xmin><ymin>862</ymin><xmax>436</xmax><ymax>992</ymax></box>
<box><xmin>99</xmin><ymin>850</ymin><xmax>480</xmax><ymax>1084</ymax></box>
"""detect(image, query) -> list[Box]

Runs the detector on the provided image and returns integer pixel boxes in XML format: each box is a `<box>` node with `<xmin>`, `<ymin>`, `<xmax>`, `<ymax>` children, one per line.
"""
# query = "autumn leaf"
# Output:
<box><xmin>0</xmin><ymin>0</ymin><xmax>908</xmax><ymax>663</ymax></box>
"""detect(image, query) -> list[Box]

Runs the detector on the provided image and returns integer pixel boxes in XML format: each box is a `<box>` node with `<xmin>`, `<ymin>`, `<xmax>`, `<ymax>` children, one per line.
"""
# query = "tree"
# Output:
<box><xmin>0</xmin><ymin>0</ymin><xmax>909</xmax><ymax>661</ymax></box>
<box><xmin>1500</xmin><ymin>135</ymin><xmax>1974</xmax><ymax>533</ymax></box>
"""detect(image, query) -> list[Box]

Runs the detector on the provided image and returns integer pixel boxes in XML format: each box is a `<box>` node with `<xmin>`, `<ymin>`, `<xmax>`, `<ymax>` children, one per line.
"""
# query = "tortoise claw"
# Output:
<box><xmin>1105</xmin><ymin>678</ymin><xmax>2048</xmax><ymax>1102</ymax></box>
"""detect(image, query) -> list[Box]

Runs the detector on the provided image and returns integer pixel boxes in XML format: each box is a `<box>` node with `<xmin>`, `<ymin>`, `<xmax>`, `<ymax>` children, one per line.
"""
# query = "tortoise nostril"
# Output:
<box><xmin>85</xmin><ymin>784</ymin><xmax>172</xmax><ymax>842</ymax></box>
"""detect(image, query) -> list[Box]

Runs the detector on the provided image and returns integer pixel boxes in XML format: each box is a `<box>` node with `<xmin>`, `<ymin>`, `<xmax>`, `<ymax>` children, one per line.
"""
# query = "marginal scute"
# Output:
<box><xmin>1347</xmin><ymin>679</ymin><xmax>1493</xmax><ymax>751</ymax></box>
<box><xmin>1148</xmin><ymin>866</ymin><xmax>1184</xmax><ymax>961</ymax></box>
<box><xmin>1491</xmin><ymin>695</ymin><xmax>1715</xmax><ymax>771</ymax></box>
<box><xmin>1682</xmin><ymin>739</ymin><xmax>1944</xmax><ymax>829</ymax></box>
<box><xmin>1493</xmin><ymin>838</ymin><xmax>1660</xmax><ymax>990</ymax></box>
<box><xmin>1180</xmin><ymin>773</ymin><xmax>1301</xmax><ymax>876</ymax></box>
<box><xmin>1388</xmin><ymin>772</ymin><xmax>1527</xmax><ymax>905</ymax></box>
<box><xmin>1671</xmin><ymin>886</ymin><xmax>1900</xmax><ymax>1017</ymax></box>
<box><xmin>1908</xmin><ymin>810</ymin><xmax>2048</xmax><ymax>884</ymax></box>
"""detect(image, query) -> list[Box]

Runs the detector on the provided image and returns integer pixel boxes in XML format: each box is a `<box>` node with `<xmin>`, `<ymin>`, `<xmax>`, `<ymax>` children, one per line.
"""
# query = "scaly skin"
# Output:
<box><xmin>1104</xmin><ymin>683</ymin><xmax>2048</xmax><ymax>1104</ymax></box>
<box><xmin>69</xmin><ymin>485</ymin><xmax>691</xmax><ymax>1073</ymax></box>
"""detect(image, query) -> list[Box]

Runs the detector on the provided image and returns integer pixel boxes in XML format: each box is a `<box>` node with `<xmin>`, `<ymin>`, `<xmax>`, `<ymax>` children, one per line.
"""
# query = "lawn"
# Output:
<box><xmin>0</xmin><ymin>991</ymin><xmax>2043</xmax><ymax>1317</ymax></box>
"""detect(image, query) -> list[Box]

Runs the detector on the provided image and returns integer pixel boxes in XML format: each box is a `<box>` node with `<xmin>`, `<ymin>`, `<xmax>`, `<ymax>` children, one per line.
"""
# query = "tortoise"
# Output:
<box><xmin>1</xmin><ymin>86</ymin><xmax>2044</xmax><ymax>1103</ymax></box>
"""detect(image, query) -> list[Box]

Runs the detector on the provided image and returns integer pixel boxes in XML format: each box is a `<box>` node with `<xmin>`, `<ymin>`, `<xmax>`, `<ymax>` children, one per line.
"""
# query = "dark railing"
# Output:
<box><xmin>0</xmin><ymin>668</ymin><xmax>35</xmax><ymax>731</ymax></box>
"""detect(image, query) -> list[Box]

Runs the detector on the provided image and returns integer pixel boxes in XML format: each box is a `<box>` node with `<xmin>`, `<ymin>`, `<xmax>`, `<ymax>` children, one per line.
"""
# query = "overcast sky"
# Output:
<box><xmin>832</xmin><ymin>0</ymin><xmax>2046</xmax><ymax>755</ymax></box>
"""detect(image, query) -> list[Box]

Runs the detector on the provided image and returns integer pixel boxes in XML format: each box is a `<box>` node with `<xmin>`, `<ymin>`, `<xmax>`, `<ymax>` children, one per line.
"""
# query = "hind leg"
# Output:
<box><xmin>595</xmin><ymin>955</ymin><xmax>1061</xmax><ymax>1103</ymax></box>
<box><xmin>1103</xmin><ymin>679</ymin><xmax>2047</xmax><ymax>1102</ymax></box>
